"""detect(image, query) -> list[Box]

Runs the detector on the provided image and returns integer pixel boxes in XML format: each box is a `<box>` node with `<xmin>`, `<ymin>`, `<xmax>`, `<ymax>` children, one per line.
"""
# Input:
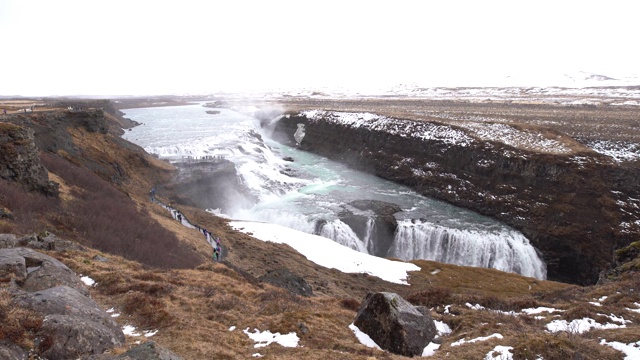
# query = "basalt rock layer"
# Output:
<box><xmin>0</xmin><ymin>122</ymin><xmax>58</xmax><ymax>196</ymax></box>
<box><xmin>271</xmin><ymin>111</ymin><xmax>640</xmax><ymax>285</ymax></box>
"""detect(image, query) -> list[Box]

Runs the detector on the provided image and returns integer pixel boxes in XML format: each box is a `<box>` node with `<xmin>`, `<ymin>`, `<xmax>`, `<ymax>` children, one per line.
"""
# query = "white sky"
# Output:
<box><xmin>1</xmin><ymin>0</ymin><xmax>638</xmax><ymax>96</ymax></box>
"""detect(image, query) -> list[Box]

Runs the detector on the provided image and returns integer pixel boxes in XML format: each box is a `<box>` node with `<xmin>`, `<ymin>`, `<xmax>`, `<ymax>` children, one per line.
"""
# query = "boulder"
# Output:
<box><xmin>259</xmin><ymin>268</ymin><xmax>313</xmax><ymax>297</ymax></box>
<box><xmin>0</xmin><ymin>247</ymin><xmax>88</xmax><ymax>296</ymax></box>
<box><xmin>0</xmin><ymin>249</ymin><xmax>27</xmax><ymax>282</ymax></box>
<box><xmin>0</xmin><ymin>234</ymin><xmax>18</xmax><ymax>249</ymax></box>
<box><xmin>115</xmin><ymin>341</ymin><xmax>183</xmax><ymax>360</ymax></box>
<box><xmin>354</xmin><ymin>292</ymin><xmax>437</xmax><ymax>357</ymax></box>
<box><xmin>0</xmin><ymin>339</ymin><xmax>28</xmax><ymax>360</ymax></box>
<box><xmin>14</xmin><ymin>233</ymin><xmax>55</xmax><ymax>251</ymax></box>
<box><xmin>14</xmin><ymin>285</ymin><xmax>123</xmax><ymax>341</ymax></box>
<box><xmin>37</xmin><ymin>314</ymin><xmax>124</xmax><ymax>359</ymax></box>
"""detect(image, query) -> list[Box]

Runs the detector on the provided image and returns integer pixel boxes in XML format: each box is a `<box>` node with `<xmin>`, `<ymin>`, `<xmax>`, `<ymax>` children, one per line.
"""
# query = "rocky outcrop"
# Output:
<box><xmin>258</xmin><ymin>268</ymin><xmax>313</xmax><ymax>297</ymax></box>
<box><xmin>164</xmin><ymin>159</ymin><xmax>256</xmax><ymax>213</ymax></box>
<box><xmin>0</xmin><ymin>247</ymin><xmax>124</xmax><ymax>358</ymax></box>
<box><xmin>1</xmin><ymin>109</ymin><xmax>139</xmax><ymax>186</ymax></box>
<box><xmin>0</xmin><ymin>122</ymin><xmax>58</xmax><ymax>196</ymax></box>
<box><xmin>354</xmin><ymin>292</ymin><xmax>437</xmax><ymax>357</ymax></box>
<box><xmin>0</xmin><ymin>247</ymin><xmax>88</xmax><ymax>296</ymax></box>
<box><xmin>337</xmin><ymin>200</ymin><xmax>401</xmax><ymax>257</ymax></box>
<box><xmin>271</xmin><ymin>112</ymin><xmax>640</xmax><ymax>285</ymax></box>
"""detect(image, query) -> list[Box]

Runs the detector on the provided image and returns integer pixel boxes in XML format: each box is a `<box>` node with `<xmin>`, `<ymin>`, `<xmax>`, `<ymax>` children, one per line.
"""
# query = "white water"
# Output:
<box><xmin>122</xmin><ymin>103</ymin><xmax>547</xmax><ymax>279</ymax></box>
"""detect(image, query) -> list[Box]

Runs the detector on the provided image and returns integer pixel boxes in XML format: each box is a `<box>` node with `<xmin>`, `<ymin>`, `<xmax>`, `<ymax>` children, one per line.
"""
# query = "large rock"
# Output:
<box><xmin>14</xmin><ymin>285</ymin><xmax>125</xmax><ymax>358</ymax></box>
<box><xmin>354</xmin><ymin>292</ymin><xmax>437</xmax><ymax>357</ymax></box>
<box><xmin>37</xmin><ymin>314</ymin><xmax>123</xmax><ymax>359</ymax></box>
<box><xmin>14</xmin><ymin>285</ymin><xmax>122</xmax><ymax>340</ymax></box>
<box><xmin>0</xmin><ymin>247</ymin><xmax>88</xmax><ymax>296</ymax></box>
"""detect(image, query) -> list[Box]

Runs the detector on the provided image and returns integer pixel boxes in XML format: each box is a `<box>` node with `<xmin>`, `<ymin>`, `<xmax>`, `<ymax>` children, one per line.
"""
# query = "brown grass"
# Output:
<box><xmin>0</xmin><ymin>289</ymin><xmax>43</xmax><ymax>349</ymax></box>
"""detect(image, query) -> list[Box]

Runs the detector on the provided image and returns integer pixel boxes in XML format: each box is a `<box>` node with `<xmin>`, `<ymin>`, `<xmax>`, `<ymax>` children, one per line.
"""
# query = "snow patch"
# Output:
<box><xmin>143</xmin><ymin>330</ymin><xmax>158</xmax><ymax>337</ymax></box>
<box><xmin>348</xmin><ymin>323</ymin><xmax>381</xmax><ymax>350</ymax></box>
<box><xmin>589</xmin><ymin>140</ymin><xmax>640</xmax><ymax>162</ymax></box>
<box><xmin>459</xmin><ymin>122</ymin><xmax>572</xmax><ymax>154</ymax></box>
<box><xmin>485</xmin><ymin>345</ymin><xmax>514</xmax><ymax>360</ymax></box>
<box><xmin>422</xmin><ymin>342</ymin><xmax>440</xmax><ymax>356</ymax></box>
<box><xmin>80</xmin><ymin>275</ymin><xmax>96</xmax><ymax>287</ymax></box>
<box><xmin>230</xmin><ymin>221</ymin><xmax>420</xmax><ymax>284</ymax></box>
<box><xmin>434</xmin><ymin>320</ymin><xmax>452</xmax><ymax>336</ymax></box>
<box><xmin>451</xmin><ymin>333</ymin><xmax>503</xmax><ymax>347</ymax></box>
<box><xmin>302</xmin><ymin>110</ymin><xmax>474</xmax><ymax>147</ymax></box>
<box><xmin>522</xmin><ymin>307</ymin><xmax>564</xmax><ymax>315</ymax></box>
<box><xmin>243</xmin><ymin>328</ymin><xmax>299</xmax><ymax>348</ymax></box>
<box><xmin>600</xmin><ymin>339</ymin><xmax>640</xmax><ymax>359</ymax></box>
<box><xmin>122</xmin><ymin>325</ymin><xmax>141</xmax><ymax>337</ymax></box>
<box><xmin>545</xmin><ymin>317</ymin><xmax>627</xmax><ymax>334</ymax></box>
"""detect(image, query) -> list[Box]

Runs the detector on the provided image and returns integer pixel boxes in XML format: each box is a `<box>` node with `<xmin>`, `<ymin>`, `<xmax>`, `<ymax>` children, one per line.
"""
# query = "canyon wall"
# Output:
<box><xmin>270</xmin><ymin>112</ymin><xmax>640</xmax><ymax>285</ymax></box>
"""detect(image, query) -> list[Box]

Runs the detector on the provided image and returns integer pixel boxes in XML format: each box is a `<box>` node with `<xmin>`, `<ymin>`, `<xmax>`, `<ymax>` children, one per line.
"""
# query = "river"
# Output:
<box><xmin>121</xmin><ymin>102</ymin><xmax>546</xmax><ymax>279</ymax></box>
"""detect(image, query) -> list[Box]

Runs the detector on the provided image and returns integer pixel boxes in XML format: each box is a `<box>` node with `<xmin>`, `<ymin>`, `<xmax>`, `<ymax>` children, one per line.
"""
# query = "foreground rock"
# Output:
<box><xmin>0</xmin><ymin>247</ymin><xmax>124</xmax><ymax>358</ymax></box>
<box><xmin>354</xmin><ymin>292</ymin><xmax>437</xmax><ymax>357</ymax></box>
<box><xmin>0</xmin><ymin>247</ymin><xmax>88</xmax><ymax>296</ymax></box>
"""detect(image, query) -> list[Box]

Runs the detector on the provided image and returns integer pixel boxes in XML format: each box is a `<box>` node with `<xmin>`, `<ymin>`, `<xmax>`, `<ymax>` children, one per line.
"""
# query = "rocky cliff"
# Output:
<box><xmin>270</xmin><ymin>111</ymin><xmax>640</xmax><ymax>285</ymax></box>
<box><xmin>0</xmin><ymin>122</ymin><xmax>58</xmax><ymax>196</ymax></box>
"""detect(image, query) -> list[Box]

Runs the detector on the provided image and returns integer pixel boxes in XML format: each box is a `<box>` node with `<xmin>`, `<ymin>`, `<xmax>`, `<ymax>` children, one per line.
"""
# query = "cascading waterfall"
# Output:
<box><xmin>362</xmin><ymin>218</ymin><xmax>376</xmax><ymax>254</ymax></box>
<box><xmin>319</xmin><ymin>220</ymin><xmax>366</xmax><ymax>252</ymax></box>
<box><xmin>122</xmin><ymin>104</ymin><xmax>548</xmax><ymax>281</ymax></box>
<box><xmin>388</xmin><ymin>219</ymin><xmax>547</xmax><ymax>279</ymax></box>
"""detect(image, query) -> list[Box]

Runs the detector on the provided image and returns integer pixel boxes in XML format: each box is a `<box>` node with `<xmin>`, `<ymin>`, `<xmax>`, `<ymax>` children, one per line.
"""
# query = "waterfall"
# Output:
<box><xmin>122</xmin><ymin>104</ymin><xmax>548</xmax><ymax>281</ymax></box>
<box><xmin>362</xmin><ymin>218</ymin><xmax>376</xmax><ymax>254</ymax></box>
<box><xmin>388</xmin><ymin>220</ymin><xmax>547</xmax><ymax>279</ymax></box>
<box><xmin>319</xmin><ymin>220</ymin><xmax>366</xmax><ymax>252</ymax></box>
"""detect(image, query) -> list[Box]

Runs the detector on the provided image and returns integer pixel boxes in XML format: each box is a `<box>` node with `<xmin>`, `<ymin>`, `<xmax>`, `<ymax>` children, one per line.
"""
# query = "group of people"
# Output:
<box><xmin>150</xmin><ymin>186</ymin><xmax>223</xmax><ymax>262</ymax></box>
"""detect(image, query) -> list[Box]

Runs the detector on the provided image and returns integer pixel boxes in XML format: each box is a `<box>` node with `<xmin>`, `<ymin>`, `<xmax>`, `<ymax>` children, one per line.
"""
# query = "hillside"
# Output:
<box><xmin>1</xmin><ymin>100</ymin><xmax>639</xmax><ymax>359</ymax></box>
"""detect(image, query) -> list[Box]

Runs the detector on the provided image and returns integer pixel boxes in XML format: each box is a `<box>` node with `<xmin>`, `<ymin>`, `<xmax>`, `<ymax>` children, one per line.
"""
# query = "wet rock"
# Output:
<box><xmin>337</xmin><ymin>200</ymin><xmax>401</xmax><ymax>256</ymax></box>
<box><xmin>165</xmin><ymin>160</ymin><xmax>256</xmax><ymax>213</ymax></box>
<box><xmin>258</xmin><ymin>268</ymin><xmax>313</xmax><ymax>297</ymax></box>
<box><xmin>354</xmin><ymin>292</ymin><xmax>437</xmax><ymax>357</ymax></box>
<box><xmin>115</xmin><ymin>341</ymin><xmax>183</xmax><ymax>360</ymax></box>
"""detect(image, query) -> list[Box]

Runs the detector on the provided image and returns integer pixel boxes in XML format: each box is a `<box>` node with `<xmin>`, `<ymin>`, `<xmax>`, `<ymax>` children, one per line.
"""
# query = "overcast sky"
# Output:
<box><xmin>1</xmin><ymin>0</ymin><xmax>638</xmax><ymax>96</ymax></box>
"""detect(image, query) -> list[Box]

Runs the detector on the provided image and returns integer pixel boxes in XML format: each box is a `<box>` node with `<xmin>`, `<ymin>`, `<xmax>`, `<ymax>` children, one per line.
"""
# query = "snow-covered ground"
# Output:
<box><xmin>229</xmin><ymin>221</ymin><xmax>420</xmax><ymax>285</ymax></box>
<box><xmin>300</xmin><ymin>110</ymin><xmax>474</xmax><ymax>147</ymax></box>
<box><xmin>301</xmin><ymin>110</ymin><xmax>576</xmax><ymax>155</ymax></box>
